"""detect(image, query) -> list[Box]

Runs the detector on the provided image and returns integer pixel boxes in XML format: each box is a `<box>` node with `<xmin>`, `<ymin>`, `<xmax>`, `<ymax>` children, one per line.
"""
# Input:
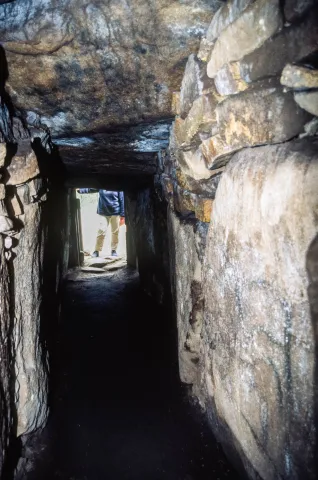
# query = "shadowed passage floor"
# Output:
<box><xmin>27</xmin><ymin>268</ymin><xmax>236</xmax><ymax>480</ymax></box>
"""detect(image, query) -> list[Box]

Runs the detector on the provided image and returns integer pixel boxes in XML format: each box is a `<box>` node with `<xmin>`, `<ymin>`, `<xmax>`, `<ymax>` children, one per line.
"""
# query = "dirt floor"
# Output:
<box><xmin>24</xmin><ymin>267</ymin><xmax>237</xmax><ymax>480</ymax></box>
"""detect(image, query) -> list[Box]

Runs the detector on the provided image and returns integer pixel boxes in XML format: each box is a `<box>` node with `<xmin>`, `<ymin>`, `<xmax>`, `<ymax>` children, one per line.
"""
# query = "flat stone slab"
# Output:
<box><xmin>104</xmin><ymin>260</ymin><xmax>127</xmax><ymax>271</ymax></box>
<box><xmin>81</xmin><ymin>267</ymin><xmax>106</xmax><ymax>273</ymax></box>
<box><xmin>85</xmin><ymin>256</ymin><xmax>120</xmax><ymax>268</ymax></box>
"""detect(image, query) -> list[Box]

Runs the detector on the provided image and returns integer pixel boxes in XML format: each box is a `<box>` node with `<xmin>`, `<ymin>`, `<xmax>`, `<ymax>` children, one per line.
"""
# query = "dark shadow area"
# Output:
<box><xmin>25</xmin><ymin>268</ymin><xmax>236</xmax><ymax>480</ymax></box>
<box><xmin>1</xmin><ymin>255</ymin><xmax>21</xmax><ymax>480</ymax></box>
<box><xmin>0</xmin><ymin>45</ymin><xmax>13</xmax><ymax>114</ymax></box>
<box><xmin>306</xmin><ymin>233</ymin><xmax>318</xmax><ymax>476</ymax></box>
<box><xmin>0</xmin><ymin>45</ymin><xmax>28</xmax><ymax>143</ymax></box>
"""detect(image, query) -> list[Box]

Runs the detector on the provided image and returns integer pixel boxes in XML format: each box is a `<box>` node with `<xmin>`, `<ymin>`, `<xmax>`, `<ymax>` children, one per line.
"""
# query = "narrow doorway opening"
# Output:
<box><xmin>69</xmin><ymin>188</ymin><xmax>129</xmax><ymax>272</ymax></box>
<box><xmin>77</xmin><ymin>189</ymin><xmax>127</xmax><ymax>259</ymax></box>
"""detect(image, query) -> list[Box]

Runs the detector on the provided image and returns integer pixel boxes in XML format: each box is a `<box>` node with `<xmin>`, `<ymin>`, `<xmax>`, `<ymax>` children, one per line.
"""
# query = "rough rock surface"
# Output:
<box><xmin>13</xmin><ymin>202</ymin><xmax>48</xmax><ymax>436</ymax></box>
<box><xmin>0</xmin><ymin>62</ymin><xmax>70</xmax><ymax>475</ymax></box>
<box><xmin>0</xmin><ymin>0</ymin><xmax>217</xmax><ymax>139</ymax></box>
<box><xmin>168</xmin><ymin>211</ymin><xmax>208</xmax><ymax>385</ymax></box>
<box><xmin>198</xmin><ymin>0</ymin><xmax>254</xmax><ymax>62</ymax></box>
<box><xmin>173</xmin><ymin>94</ymin><xmax>217</xmax><ymax>150</ymax></box>
<box><xmin>201</xmin><ymin>84</ymin><xmax>311</xmax><ymax>169</ymax></box>
<box><xmin>214</xmin><ymin>62</ymin><xmax>248</xmax><ymax>96</ymax></box>
<box><xmin>179</xmin><ymin>54</ymin><xmax>216</xmax><ymax>118</ymax></box>
<box><xmin>126</xmin><ymin>184</ymin><xmax>170</xmax><ymax>303</ymax></box>
<box><xmin>6</xmin><ymin>141</ymin><xmax>40</xmax><ymax>186</ymax></box>
<box><xmin>200</xmin><ymin>140</ymin><xmax>318</xmax><ymax>479</ymax></box>
<box><xmin>236</xmin><ymin>11</ymin><xmax>318</xmax><ymax>84</ymax></box>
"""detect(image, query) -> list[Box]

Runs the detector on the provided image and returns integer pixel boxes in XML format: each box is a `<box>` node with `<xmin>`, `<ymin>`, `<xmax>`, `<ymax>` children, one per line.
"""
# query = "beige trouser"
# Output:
<box><xmin>95</xmin><ymin>215</ymin><xmax>120</xmax><ymax>252</ymax></box>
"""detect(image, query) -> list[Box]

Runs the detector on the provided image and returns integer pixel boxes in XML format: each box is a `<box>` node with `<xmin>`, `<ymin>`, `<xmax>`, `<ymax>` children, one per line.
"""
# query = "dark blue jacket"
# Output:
<box><xmin>79</xmin><ymin>189</ymin><xmax>125</xmax><ymax>217</ymax></box>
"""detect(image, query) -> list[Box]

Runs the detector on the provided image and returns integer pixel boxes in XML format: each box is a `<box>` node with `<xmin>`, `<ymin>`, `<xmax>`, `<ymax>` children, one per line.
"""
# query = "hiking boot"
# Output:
<box><xmin>92</xmin><ymin>251</ymin><xmax>99</xmax><ymax>257</ymax></box>
<box><xmin>111</xmin><ymin>250</ymin><xmax>118</xmax><ymax>257</ymax></box>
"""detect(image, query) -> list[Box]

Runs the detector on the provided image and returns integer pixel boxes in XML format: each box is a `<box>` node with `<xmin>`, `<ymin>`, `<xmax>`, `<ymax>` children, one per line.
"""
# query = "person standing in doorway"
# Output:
<box><xmin>78</xmin><ymin>189</ymin><xmax>125</xmax><ymax>257</ymax></box>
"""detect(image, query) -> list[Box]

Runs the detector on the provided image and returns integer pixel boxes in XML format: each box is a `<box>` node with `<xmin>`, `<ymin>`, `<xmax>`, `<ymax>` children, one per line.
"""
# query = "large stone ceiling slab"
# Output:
<box><xmin>0</xmin><ymin>0</ymin><xmax>220</xmax><ymax>138</ymax></box>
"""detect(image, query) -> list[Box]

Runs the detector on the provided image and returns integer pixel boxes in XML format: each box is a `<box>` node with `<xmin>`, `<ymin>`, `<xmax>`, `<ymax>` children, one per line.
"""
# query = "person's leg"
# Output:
<box><xmin>110</xmin><ymin>215</ymin><xmax>120</xmax><ymax>253</ymax></box>
<box><xmin>94</xmin><ymin>216</ymin><xmax>109</xmax><ymax>254</ymax></box>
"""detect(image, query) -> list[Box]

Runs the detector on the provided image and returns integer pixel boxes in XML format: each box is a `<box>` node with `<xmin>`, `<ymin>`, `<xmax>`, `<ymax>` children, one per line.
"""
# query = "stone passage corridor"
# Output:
<box><xmin>25</xmin><ymin>268</ymin><xmax>235</xmax><ymax>480</ymax></box>
<box><xmin>1</xmin><ymin>1</ymin><xmax>318</xmax><ymax>478</ymax></box>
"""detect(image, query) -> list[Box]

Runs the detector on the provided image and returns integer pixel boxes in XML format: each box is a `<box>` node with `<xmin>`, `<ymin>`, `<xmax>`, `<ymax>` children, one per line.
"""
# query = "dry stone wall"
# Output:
<box><xmin>161</xmin><ymin>0</ymin><xmax>318</xmax><ymax>478</ymax></box>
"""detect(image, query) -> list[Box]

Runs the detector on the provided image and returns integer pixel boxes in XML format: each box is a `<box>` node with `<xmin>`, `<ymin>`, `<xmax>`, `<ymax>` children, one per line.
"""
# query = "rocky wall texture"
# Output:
<box><xmin>161</xmin><ymin>0</ymin><xmax>318</xmax><ymax>478</ymax></box>
<box><xmin>0</xmin><ymin>0</ymin><xmax>221</xmax><ymax>138</ymax></box>
<box><xmin>0</xmin><ymin>83</ymin><xmax>70</xmax><ymax>477</ymax></box>
<box><xmin>126</xmin><ymin>168</ymin><xmax>170</xmax><ymax>304</ymax></box>
<box><xmin>200</xmin><ymin>141</ymin><xmax>318</xmax><ymax>479</ymax></box>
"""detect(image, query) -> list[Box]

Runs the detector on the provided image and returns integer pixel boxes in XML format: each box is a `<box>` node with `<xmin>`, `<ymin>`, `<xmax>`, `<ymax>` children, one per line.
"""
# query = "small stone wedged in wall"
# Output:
<box><xmin>179</xmin><ymin>54</ymin><xmax>216</xmax><ymax>119</ymax></box>
<box><xmin>236</xmin><ymin>10</ymin><xmax>318</xmax><ymax>84</ymax></box>
<box><xmin>175</xmin><ymin>168</ymin><xmax>223</xmax><ymax>196</ymax></box>
<box><xmin>201</xmin><ymin>83</ymin><xmax>312</xmax><ymax>169</ymax></box>
<box><xmin>214</xmin><ymin>62</ymin><xmax>248</xmax><ymax>96</ymax></box>
<box><xmin>207</xmin><ymin>0</ymin><xmax>283</xmax><ymax>79</ymax></box>
<box><xmin>197</xmin><ymin>138</ymin><xmax>318</xmax><ymax>479</ymax></box>
<box><xmin>281</xmin><ymin>64</ymin><xmax>318</xmax><ymax>89</ymax></box>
